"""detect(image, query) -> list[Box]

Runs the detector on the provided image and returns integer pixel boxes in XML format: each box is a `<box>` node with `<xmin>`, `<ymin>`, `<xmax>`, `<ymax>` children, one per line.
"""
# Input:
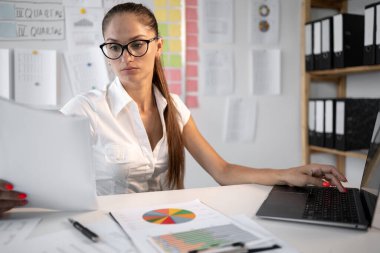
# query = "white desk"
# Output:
<box><xmin>4</xmin><ymin>184</ymin><xmax>380</xmax><ymax>253</ymax></box>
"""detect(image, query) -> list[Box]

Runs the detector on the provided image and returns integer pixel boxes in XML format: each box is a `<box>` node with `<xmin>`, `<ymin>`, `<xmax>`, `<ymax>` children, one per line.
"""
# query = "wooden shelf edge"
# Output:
<box><xmin>309</xmin><ymin>65</ymin><xmax>380</xmax><ymax>78</ymax></box>
<box><xmin>311</xmin><ymin>0</ymin><xmax>347</xmax><ymax>11</ymax></box>
<box><xmin>310</xmin><ymin>145</ymin><xmax>368</xmax><ymax>160</ymax></box>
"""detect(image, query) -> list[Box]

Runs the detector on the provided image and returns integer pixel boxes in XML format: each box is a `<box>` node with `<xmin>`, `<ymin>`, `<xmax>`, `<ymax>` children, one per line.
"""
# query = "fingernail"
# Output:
<box><xmin>21</xmin><ymin>200</ymin><xmax>28</xmax><ymax>205</ymax></box>
<box><xmin>322</xmin><ymin>181</ymin><xmax>331</xmax><ymax>187</ymax></box>
<box><xmin>4</xmin><ymin>183</ymin><xmax>13</xmax><ymax>191</ymax></box>
<box><xmin>18</xmin><ymin>193</ymin><xmax>27</xmax><ymax>199</ymax></box>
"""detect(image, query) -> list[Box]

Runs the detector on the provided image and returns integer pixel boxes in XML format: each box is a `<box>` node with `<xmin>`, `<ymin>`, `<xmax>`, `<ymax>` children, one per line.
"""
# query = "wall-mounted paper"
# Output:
<box><xmin>0</xmin><ymin>48</ymin><xmax>11</xmax><ymax>99</ymax></box>
<box><xmin>14</xmin><ymin>49</ymin><xmax>57</xmax><ymax>106</ymax></box>
<box><xmin>64</xmin><ymin>47</ymin><xmax>109</xmax><ymax>95</ymax></box>
<box><xmin>252</xmin><ymin>49</ymin><xmax>281</xmax><ymax>95</ymax></box>
<box><xmin>0</xmin><ymin>1</ymin><xmax>64</xmax><ymax>41</ymax></box>
<box><xmin>65</xmin><ymin>7</ymin><xmax>104</xmax><ymax>49</ymax></box>
<box><xmin>223</xmin><ymin>97</ymin><xmax>257</xmax><ymax>143</ymax></box>
<box><xmin>202</xmin><ymin>49</ymin><xmax>234</xmax><ymax>96</ymax></box>
<box><xmin>63</xmin><ymin>0</ymin><xmax>102</xmax><ymax>7</ymax></box>
<box><xmin>201</xmin><ymin>0</ymin><xmax>234</xmax><ymax>43</ymax></box>
<box><xmin>250</xmin><ymin>0</ymin><xmax>280</xmax><ymax>45</ymax></box>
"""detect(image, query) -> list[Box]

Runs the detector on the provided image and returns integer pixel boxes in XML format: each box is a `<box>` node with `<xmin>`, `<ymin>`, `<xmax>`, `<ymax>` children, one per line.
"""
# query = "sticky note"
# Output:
<box><xmin>155</xmin><ymin>9</ymin><xmax>167</xmax><ymax>22</ymax></box>
<box><xmin>186</xmin><ymin>0</ymin><xmax>198</xmax><ymax>6</ymax></box>
<box><xmin>169</xmin><ymin>40</ymin><xmax>182</xmax><ymax>52</ymax></box>
<box><xmin>186</xmin><ymin>64</ymin><xmax>198</xmax><ymax>77</ymax></box>
<box><xmin>186</xmin><ymin>79</ymin><xmax>198</xmax><ymax>92</ymax></box>
<box><xmin>186</xmin><ymin>49</ymin><xmax>199</xmax><ymax>62</ymax></box>
<box><xmin>163</xmin><ymin>41</ymin><xmax>170</xmax><ymax>52</ymax></box>
<box><xmin>154</xmin><ymin>0</ymin><xmax>166</xmax><ymax>7</ymax></box>
<box><xmin>169</xmin><ymin>9</ymin><xmax>181</xmax><ymax>21</ymax></box>
<box><xmin>186</xmin><ymin>95</ymin><xmax>199</xmax><ymax>108</ymax></box>
<box><xmin>186</xmin><ymin>35</ymin><xmax>198</xmax><ymax>47</ymax></box>
<box><xmin>161</xmin><ymin>54</ymin><xmax>170</xmax><ymax>67</ymax></box>
<box><xmin>169</xmin><ymin>84</ymin><xmax>182</xmax><ymax>95</ymax></box>
<box><xmin>170</xmin><ymin>69</ymin><xmax>182</xmax><ymax>81</ymax></box>
<box><xmin>186</xmin><ymin>7</ymin><xmax>197</xmax><ymax>20</ymax></box>
<box><xmin>169</xmin><ymin>24</ymin><xmax>181</xmax><ymax>37</ymax></box>
<box><xmin>170</xmin><ymin>54</ymin><xmax>182</xmax><ymax>67</ymax></box>
<box><xmin>158</xmin><ymin>24</ymin><xmax>169</xmax><ymax>37</ymax></box>
<box><xmin>186</xmin><ymin>21</ymin><xmax>198</xmax><ymax>34</ymax></box>
<box><xmin>170</xmin><ymin>0</ymin><xmax>181</xmax><ymax>7</ymax></box>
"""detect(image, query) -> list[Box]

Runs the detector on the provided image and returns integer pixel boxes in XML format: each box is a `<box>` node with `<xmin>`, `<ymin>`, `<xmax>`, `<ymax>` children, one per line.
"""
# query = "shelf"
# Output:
<box><xmin>309</xmin><ymin>65</ymin><xmax>380</xmax><ymax>79</ymax></box>
<box><xmin>310</xmin><ymin>145</ymin><xmax>368</xmax><ymax>160</ymax></box>
<box><xmin>311</xmin><ymin>0</ymin><xmax>347</xmax><ymax>11</ymax></box>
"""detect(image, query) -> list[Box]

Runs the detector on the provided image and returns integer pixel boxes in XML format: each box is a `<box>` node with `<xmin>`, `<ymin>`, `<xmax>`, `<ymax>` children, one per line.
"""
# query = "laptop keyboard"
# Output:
<box><xmin>303</xmin><ymin>187</ymin><xmax>359</xmax><ymax>223</ymax></box>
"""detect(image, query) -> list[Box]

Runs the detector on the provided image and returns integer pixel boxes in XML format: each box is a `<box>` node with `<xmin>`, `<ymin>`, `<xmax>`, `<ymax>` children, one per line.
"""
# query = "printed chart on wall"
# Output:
<box><xmin>110</xmin><ymin>199</ymin><xmax>268</xmax><ymax>253</ymax></box>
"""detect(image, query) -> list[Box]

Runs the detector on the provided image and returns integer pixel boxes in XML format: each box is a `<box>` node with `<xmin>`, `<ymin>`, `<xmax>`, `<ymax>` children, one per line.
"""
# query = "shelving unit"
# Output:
<box><xmin>300</xmin><ymin>0</ymin><xmax>377</xmax><ymax>174</ymax></box>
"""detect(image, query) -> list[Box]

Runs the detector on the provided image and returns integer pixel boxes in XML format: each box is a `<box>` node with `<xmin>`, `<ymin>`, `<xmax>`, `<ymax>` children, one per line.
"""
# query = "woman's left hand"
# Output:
<box><xmin>283</xmin><ymin>164</ymin><xmax>348</xmax><ymax>192</ymax></box>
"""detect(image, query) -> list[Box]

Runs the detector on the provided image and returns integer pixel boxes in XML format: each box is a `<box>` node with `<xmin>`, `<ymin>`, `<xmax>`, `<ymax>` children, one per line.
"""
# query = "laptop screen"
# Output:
<box><xmin>360</xmin><ymin>111</ymin><xmax>380</xmax><ymax>223</ymax></box>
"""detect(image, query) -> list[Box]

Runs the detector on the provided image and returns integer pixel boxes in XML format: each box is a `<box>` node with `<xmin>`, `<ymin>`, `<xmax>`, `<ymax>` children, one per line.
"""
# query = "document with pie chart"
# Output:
<box><xmin>110</xmin><ymin>199</ymin><xmax>268</xmax><ymax>253</ymax></box>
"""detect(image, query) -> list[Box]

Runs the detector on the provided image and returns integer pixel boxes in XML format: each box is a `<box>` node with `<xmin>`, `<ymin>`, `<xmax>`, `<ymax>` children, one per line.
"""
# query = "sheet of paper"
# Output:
<box><xmin>223</xmin><ymin>97</ymin><xmax>257</xmax><ymax>143</ymax></box>
<box><xmin>252</xmin><ymin>49</ymin><xmax>281</xmax><ymax>95</ymax></box>
<box><xmin>0</xmin><ymin>218</ymin><xmax>41</xmax><ymax>248</ymax></box>
<box><xmin>201</xmin><ymin>0</ymin><xmax>234</xmax><ymax>43</ymax></box>
<box><xmin>0</xmin><ymin>1</ymin><xmax>64</xmax><ymax>40</ymax></box>
<box><xmin>202</xmin><ymin>49</ymin><xmax>234</xmax><ymax>95</ymax></box>
<box><xmin>0</xmin><ymin>48</ymin><xmax>11</xmax><ymax>99</ymax></box>
<box><xmin>250</xmin><ymin>0</ymin><xmax>280</xmax><ymax>45</ymax></box>
<box><xmin>2</xmin><ymin>216</ymin><xmax>135</xmax><ymax>253</ymax></box>
<box><xmin>64</xmin><ymin>47</ymin><xmax>110</xmax><ymax>95</ymax></box>
<box><xmin>111</xmin><ymin>199</ymin><xmax>268</xmax><ymax>252</ymax></box>
<box><xmin>65</xmin><ymin>7</ymin><xmax>104</xmax><ymax>49</ymax></box>
<box><xmin>0</xmin><ymin>98</ymin><xmax>97</xmax><ymax>211</ymax></box>
<box><xmin>14</xmin><ymin>49</ymin><xmax>57</xmax><ymax>106</ymax></box>
<box><xmin>63</xmin><ymin>0</ymin><xmax>102</xmax><ymax>7</ymax></box>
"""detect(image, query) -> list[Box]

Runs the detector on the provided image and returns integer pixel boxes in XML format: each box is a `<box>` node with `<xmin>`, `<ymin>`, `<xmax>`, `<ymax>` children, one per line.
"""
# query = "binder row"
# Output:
<box><xmin>305</xmin><ymin>1</ymin><xmax>380</xmax><ymax>71</ymax></box>
<box><xmin>308</xmin><ymin>98</ymin><xmax>380</xmax><ymax>151</ymax></box>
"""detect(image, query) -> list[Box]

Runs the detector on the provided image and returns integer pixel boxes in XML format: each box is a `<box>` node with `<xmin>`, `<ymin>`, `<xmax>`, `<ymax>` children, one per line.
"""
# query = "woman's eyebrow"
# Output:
<box><xmin>105</xmin><ymin>35</ymin><xmax>148</xmax><ymax>43</ymax></box>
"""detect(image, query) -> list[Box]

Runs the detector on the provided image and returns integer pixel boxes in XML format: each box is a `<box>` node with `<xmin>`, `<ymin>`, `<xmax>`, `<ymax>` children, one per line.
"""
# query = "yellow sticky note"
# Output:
<box><xmin>169</xmin><ymin>0</ymin><xmax>181</xmax><ymax>7</ymax></box>
<box><xmin>155</xmin><ymin>9</ymin><xmax>167</xmax><ymax>22</ymax></box>
<box><xmin>80</xmin><ymin>8</ymin><xmax>86</xmax><ymax>14</ymax></box>
<box><xmin>169</xmin><ymin>9</ymin><xmax>181</xmax><ymax>22</ymax></box>
<box><xmin>154</xmin><ymin>0</ymin><xmax>166</xmax><ymax>7</ymax></box>
<box><xmin>168</xmin><ymin>24</ymin><xmax>181</xmax><ymax>37</ymax></box>
<box><xmin>169</xmin><ymin>40</ymin><xmax>181</xmax><ymax>52</ymax></box>
<box><xmin>158</xmin><ymin>24</ymin><xmax>169</xmax><ymax>37</ymax></box>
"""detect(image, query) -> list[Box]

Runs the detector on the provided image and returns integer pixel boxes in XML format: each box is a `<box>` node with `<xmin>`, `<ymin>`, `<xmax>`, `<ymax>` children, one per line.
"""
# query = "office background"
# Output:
<box><xmin>1</xmin><ymin>0</ymin><xmax>379</xmax><ymax>189</ymax></box>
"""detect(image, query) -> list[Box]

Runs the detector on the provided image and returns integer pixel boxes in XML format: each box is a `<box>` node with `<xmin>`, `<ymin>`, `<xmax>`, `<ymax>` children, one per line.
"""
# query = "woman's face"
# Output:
<box><xmin>103</xmin><ymin>13</ymin><xmax>162</xmax><ymax>87</ymax></box>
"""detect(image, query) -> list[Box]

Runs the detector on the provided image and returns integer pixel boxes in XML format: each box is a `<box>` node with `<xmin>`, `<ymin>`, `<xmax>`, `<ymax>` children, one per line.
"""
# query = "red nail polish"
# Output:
<box><xmin>18</xmin><ymin>193</ymin><xmax>27</xmax><ymax>199</ymax></box>
<box><xmin>4</xmin><ymin>183</ymin><xmax>13</xmax><ymax>190</ymax></box>
<box><xmin>322</xmin><ymin>181</ymin><xmax>330</xmax><ymax>187</ymax></box>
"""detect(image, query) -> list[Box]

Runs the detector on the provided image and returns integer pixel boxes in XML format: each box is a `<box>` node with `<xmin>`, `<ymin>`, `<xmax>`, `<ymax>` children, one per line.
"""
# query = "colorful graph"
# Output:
<box><xmin>142</xmin><ymin>208</ymin><xmax>196</xmax><ymax>225</ymax></box>
<box><xmin>150</xmin><ymin>224</ymin><xmax>260</xmax><ymax>253</ymax></box>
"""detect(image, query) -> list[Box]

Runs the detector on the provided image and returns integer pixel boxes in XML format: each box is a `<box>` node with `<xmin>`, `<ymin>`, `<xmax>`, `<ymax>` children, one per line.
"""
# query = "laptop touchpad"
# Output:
<box><xmin>260</xmin><ymin>191</ymin><xmax>307</xmax><ymax>218</ymax></box>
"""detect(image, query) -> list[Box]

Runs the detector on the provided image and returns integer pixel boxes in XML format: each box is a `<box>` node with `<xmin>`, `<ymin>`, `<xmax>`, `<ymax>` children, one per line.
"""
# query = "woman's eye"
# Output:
<box><xmin>130</xmin><ymin>41</ymin><xmax>144</xmax><ymax>49</ymax></box>
<box><xmin>109</xmin><ymin>44</ymin><xmax>121</xmax><ymax>52</ymax></box>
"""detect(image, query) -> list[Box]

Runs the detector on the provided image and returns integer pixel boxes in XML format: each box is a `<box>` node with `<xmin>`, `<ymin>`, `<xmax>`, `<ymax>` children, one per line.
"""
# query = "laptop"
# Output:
<box><xmin>256</xmin><ymin>111</ymin><xmax>380</xmax><ymax>230</ymax></box>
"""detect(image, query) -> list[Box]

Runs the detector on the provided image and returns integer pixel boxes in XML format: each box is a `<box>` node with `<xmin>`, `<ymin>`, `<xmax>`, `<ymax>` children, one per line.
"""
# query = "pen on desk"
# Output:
<box><xmin>68</xmin><ymin>218</ymin><xmax>99</xmax><ymax>242</ymax></box>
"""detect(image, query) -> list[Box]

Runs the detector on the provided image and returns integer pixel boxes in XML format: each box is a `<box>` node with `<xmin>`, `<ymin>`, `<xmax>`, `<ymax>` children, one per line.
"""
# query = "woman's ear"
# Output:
<box><xmin>156</xmin><ymin>37</ymin><xmax>163</xmax><ymax>57</ymax></box>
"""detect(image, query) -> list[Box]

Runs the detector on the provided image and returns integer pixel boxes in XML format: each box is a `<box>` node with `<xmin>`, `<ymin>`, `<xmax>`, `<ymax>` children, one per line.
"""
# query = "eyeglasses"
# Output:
<box><xmin>99</xmin><ymin>37</ymin><xmax>159</xmax><ymax>60</ymax></box>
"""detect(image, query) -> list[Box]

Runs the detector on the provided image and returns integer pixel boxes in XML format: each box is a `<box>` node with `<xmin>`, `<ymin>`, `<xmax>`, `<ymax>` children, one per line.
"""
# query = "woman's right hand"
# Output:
<box><xmin>0</xmin><ymin>179</ymin><xmax>28</xmax><ymax>214</ymax></box>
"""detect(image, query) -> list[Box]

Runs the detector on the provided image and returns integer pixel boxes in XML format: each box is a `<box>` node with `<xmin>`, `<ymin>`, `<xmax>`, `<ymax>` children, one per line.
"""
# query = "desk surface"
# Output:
<box><xmin>6</xmin><ymin>184</ymin><xmax>380</xmax><ymax>253</ymax></box>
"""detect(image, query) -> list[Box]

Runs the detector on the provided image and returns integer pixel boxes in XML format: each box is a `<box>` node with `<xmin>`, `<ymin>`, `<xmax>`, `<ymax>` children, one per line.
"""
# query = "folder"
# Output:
<box><xmin>313</xmin><ymin>21</ymin><xmax>322</xmax><ymax>70</ymax></box>
<box><xmin>335</xmin><ymin>98</ymin><xmax>380</xmax><ymax>151</ymax></box>
<box><xmin>305</xmin><ymin>22</ymin><xmax>314</xmax><ymax>71</ymax></box>
<box><xmin>333</xmin><ymin>13</ymin><xmax>364</xmax><ymax>68</ymax></box>
<box><xmin>376</xmin><ymin>3</ymin><xmax>380</xmax><ymax>64</ymax></box>
<box><xmin>324</xmin><ymin>99</ymin><xmax>335</xmax><ymax>148</ymax></box>
<box><xmin>308</xmin><ymin>99</ymin><xmax>316</xmax><ymax>145</ymax></box>
<box><xmin>364</xmin><ymin>3</ymin><xmax>376</xmax><ymax>65</ymax></box>
<box><xmin>320</xmin><ymin>17</ymin><xmax>333</xmax><ymax>70</ymax></box>
<box><xmin>315</xmin><ymin>99</ymin><xmax>325</xmax><ymax>147</ymax></box>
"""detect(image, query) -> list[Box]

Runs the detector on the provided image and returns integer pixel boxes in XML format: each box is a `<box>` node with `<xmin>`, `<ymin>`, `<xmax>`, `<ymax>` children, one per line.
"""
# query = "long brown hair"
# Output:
<box><xmin>102</xmin><ymin>3</ymin><xmax>185</xmax><ymax>189</ymax></box>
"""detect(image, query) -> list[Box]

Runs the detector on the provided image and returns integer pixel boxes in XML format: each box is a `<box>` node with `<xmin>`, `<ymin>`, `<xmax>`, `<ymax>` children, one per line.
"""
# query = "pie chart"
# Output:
<box><xmin>142</xmin><ymin>208</ymin><xmax>196</xmax><ymax>224</ymax></box>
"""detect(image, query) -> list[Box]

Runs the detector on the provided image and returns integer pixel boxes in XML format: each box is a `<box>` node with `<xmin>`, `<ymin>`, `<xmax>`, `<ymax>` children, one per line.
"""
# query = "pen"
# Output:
<box><xmin>68</xmin><ymin>218</ymin><xmax>99</xmax><ymax>242</ymax></box>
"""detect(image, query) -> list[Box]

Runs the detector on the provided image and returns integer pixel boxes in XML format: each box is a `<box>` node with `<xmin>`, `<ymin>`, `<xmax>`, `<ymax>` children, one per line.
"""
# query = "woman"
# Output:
<box><xmin>0</xmin><ymin>2</ymin><xmax>347</xmax><ymax>213</ymax></box>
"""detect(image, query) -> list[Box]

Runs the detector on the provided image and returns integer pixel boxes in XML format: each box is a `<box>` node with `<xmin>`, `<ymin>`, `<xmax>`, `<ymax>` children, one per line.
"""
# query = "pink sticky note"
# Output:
<box><xmin>186</xmin><ymin>7</ymin><xmax>198</xmax><ymax>20</ymax></box>
<box><xmin>186</xmin><ymin>95</ymin><xmax>199</xmax><ymax>108</ymax></box>
<box><xmin>169</xmin><ymin>84</ymin><xmax>182</xmax><ymax>95</ymax></box>
<box><xmin>164</xmin><ymin>69</ymin><xmax>171</xmax><ymax>80</ymax></box>
<box><xmin>186</xmin><ymin>0</ymin><xmax>198</xmax><ymax>7</ymax></box>
<box><xmin>186</xmin><ymin>21</ymin><xmax>198</xmax><ymax>34</ymax></box>
<box><xmin>186</xmin><ymin>79</ymin><xmax>198</xmax><ymax>92</ymax></box>
<box><xmin>186</xmin><ymin>64</ymin><xmax>198</xmax><ymax>77</ymax></box>
<box><xmin>170</xmin><ymin>69</ymin><xmax>182</xmax><ymax>81</ymax></box>
<box><xmin>186</xmin><ymin>49</ymin><xmax>199</xmax><ymax>62</ymax></box>
<box><xmin>186</xmin><ymin>35</ymin><xmax>198</xmax><ymax>47</ymax></box>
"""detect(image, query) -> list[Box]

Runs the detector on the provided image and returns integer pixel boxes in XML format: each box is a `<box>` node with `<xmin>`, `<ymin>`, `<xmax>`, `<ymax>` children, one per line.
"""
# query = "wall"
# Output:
<box><xmin>184</xmin><ymin>0</ymin><xmax>303</xmax><ymax>188</ymax></box>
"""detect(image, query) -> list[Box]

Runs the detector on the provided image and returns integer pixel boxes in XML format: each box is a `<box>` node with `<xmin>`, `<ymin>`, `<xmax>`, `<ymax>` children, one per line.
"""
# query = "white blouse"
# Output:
<box><xmin>60</xmin><ymin>77</ymin><xmax>191</xmax><ymax>195</ymax></box>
